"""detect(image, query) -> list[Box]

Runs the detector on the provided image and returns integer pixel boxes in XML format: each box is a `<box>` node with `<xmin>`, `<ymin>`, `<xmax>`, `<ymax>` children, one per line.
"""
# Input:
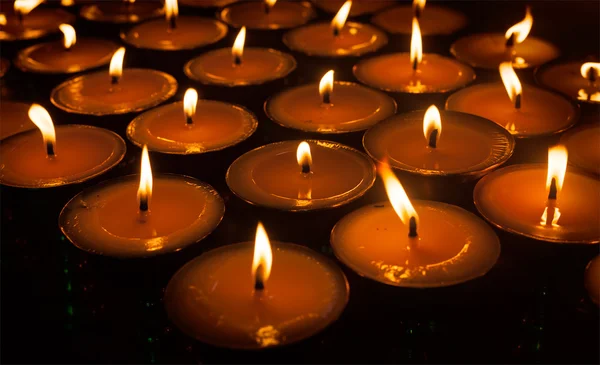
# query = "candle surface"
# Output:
<box><xmin>0</xmin><ymin>125</ymin><xmax>126</xmax><ymax>188</ymax></box>
<box><xmin>180</xmin><ymin>0</ymin><xmax>239</xmax><ymax>7</ymax></box>
<box><xmin>311</xmin><ymin>0</ymin><xmax>391</xmax><ymax>16</ymax></box>
<box><xmin>80</xmin><ymin>1</ymin><xmax>164</xmax><ymax>24</ymax></box>
<box><xmin>363</xmin><ymin>110</ymin><xmax>514</xmax><ymax>176</ymax></box>
<box><xmin>0</xmin><ymin>8</ymin><xmax>74</xmax><ymax>41</ymax></box>
<box><xmin>0</xmin><ymin>101</ymin><xmax>35</xmax><ymax>140</ymax></box>
<box><xmin>227</xmin><ymin>140</ymin><xmax>376</xmax><ymax>211</ymax></box>
<box><xmin>451</xmin><ymin>33</ymin><xmax>559</xmax><ymax>69</ymax></box>
<box><xmin>372</xmin><ymin>5</ymin><xmax>467</xmax><ymax>35</ymax></box>
<box><xmin>265</xmin><ymin>81</ymin><xmax>396</xmax><ymax>133</ymax></box>
<box><xmin>584</xmin><ymin>255</ymin><xmax>600</xmax><ymax>305</ymax></box>
<box><xmin>331</xmin><ymin>201</ymin><xmax>500</xmax><ymax>287</ymax></box>
<box><xmin>219</xmin><ymin>1</ymin><xmax>316</xmax><ymax>29</ymax></box>
<box><xmin>560</xmin><ymin>124</ymin><xmax>600</xmax><ymax>175</ymax></box>
<box><xmin>165</xmin><ymin>242</ymin><xmax>348</xmax><ymax>349</ymax></box>
<box><xmin>51</xmin><ymin>69</ymin><xmax>178</xmax><ymax>115</ymax></box>
<box><xmin>354</xmin><ymin>53</ymin><xmax>475</xmax><ymax>93</ymax></box>
<box><xmin>60</xmin><ymin>175</ymin><xmax>224</xmax><ymax>257</ymax></box>
<box><xmin>283</xmin><ymin>22</ymin><xmax>387</xmax><ymax>57</ymax></box>
<box><xmin>446</xmin><ymin>83</ymin><xmax>578</xmax><ymax>137</ymax></box>
<box><xmin>474</xmin><ymin>164</ymin><xmax>600</xmax><ymax>243</ymax></box>
<box><xmin>535</xmin><ymin>61</ymin><xmax>600</xmax><ymax>104</ymax></box>
<box><xmin>185</xmin><ymin>48</ymin><xmax>296</xmax><ymax>86</ymax></box>
<box><xmin>127</xmin><ymin>100</ymin><xmax>258</xmax><ymax>154</ymax></box>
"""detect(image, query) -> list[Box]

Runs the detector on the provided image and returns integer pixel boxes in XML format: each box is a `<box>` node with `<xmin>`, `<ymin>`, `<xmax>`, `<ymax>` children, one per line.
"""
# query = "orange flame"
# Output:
<box><xmin>331</xmin><ymin>0</ymin><xmax>352</xmax><ymax>35</ymax></box>
<box><xmin>183</xmin><ymin>88</ymin><xmax>198</xmax><ymax>121</ymax></box>
<box><xmin>59</xmin><ymin>24</ymin><xmax>76</xmax><ymax>49</ymax></box>
<box><xmin>28</xmin><ymin>104</ymin><xmax>56</xmax><ymax>152</ymax></box>
<box><xmin>423</xmin><ymin>105</ymin><xmax>441</xmax><ymax>147</ymax></box>
<box><xmin>0</xmin><ymin>14</ymin><xmax>7</xmax><ymax>26</ymax></box>
<box><xmin>252</xmin><ymin>222</ymin><xmax>273</xmax><ymax>287</ymax></box>
<box><xmin>14</xmin><ymin>0</ymin><xmax>44</xmax><ymax>16</ymax></box>
<box><xmin>109</xmin><ymin>47</ymin><xmax>126</xmax><ymax>82</ymax></box>
<box><xmin>413</xmin><ymin>0</ymin><xmax>426</xmax><ymax>15</ymax></box>
<box><xmin>505</xmin><ymin>6</ymin><xmax>532</xmax><ymax>45</ymax></box>
<box><xmin>319</xmin><ymin>70</ymin><xmax>334</xmax><ymax>103</ymax></box>
<box><xmin>165</xmin><ymin>0</ymin><xmax>178</xmax><ymax>24</ymax></box>
<box><xmin>61</xmin><ymin>0</ymin><xmax>74</xmax><ymax>6</ymax></box>
<box><xmin>410</xmin><ymin>17</ymin><xmax>422</xmax><ymax>70</ymax></box>
<box><xmin>378</xmin><ymin>162</ymin><xmax>418</xmax><ymax>226</ymax></box>
<box><xmin>499</xmin><ymin>62</ymin><xmax>522</xmax><ymax>108</ymax></box>
<box><xmin>137</xmin><ymin>145</ymin><xmax>153</xmax><ymax>211</ymax></box>
<box><xmin>296</xmin><ymin>141</ymin><xmax>312</xmax><ymax>173</ymax></box>
<box><xmin>546</xmin><ymin>145</ymin><xmax>568</xmax><ymax>196</ymax></box>
<box><xmin>232</xmin><ymin>26</ymin><xmax>246</xmax><ymax>64</ymax></box>
<box><xmin>580</xmin><ymin>62</ymin><xmax>600</xmax><ymax>80</ymax></box>
<box><xmin>264</xmin><ymin>0</ymin><xmax>277</xmax><ymax>11</ymax></box>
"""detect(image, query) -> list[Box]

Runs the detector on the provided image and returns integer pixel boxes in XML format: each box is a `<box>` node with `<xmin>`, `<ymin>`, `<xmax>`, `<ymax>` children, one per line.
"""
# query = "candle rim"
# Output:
<box><xmin>218</xmin><ymin>0</ymin><xmax>317</xmax><ymax>30</ymax></box>
<box><xmin>559</xmin><ymin>123</ymin><xmax>600</xmax><ymax>176</ymax></box>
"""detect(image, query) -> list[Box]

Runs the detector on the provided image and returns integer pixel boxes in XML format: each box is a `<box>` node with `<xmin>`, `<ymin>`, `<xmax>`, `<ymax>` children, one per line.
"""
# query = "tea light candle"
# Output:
<box><xmin>474</xmin><ymin>145</ymin><xmax>600</xmax><ymax>244</ymax></box>
<box><xmin>311</xmin><ymin>0</ymin><xmax>391</xmax><ymax>16</ymax></box>
<box><xmin>60</xmin><ymin>146</ymin><xmax>225</xmax><ymax>258</ymax></box>
<box><xmin>227</xmin><ymin>140</ymin><xmax>376</xmax><ymax>211</ymax></box>
<box><xmin>536</xmin><ymin>61</ymin><xmax>600</xmax><ymax>104</ymax></box>
<box><xmin>560</xmin><ymin>124</ymin><xmax>600</xmax><ymax>175</ymax></box>
<box><xmin>584</xmin><ymin>255</ymin><xmax>600</xmax><ymax>306</ymax></box>
<box><xmin>15</xmin><ymin>24</ymin><xmax>120</xmax><ymax>74</ymax></box>
<box><xmin>353</xmin><ymin>17</ymin><xmax>475</xmax><ymax>93</ymax></box>
<box><xmin>127</xmin><ymin>88</ymin><xmax>258</xmax><ymax>154</ymax></box>
<box><xmin>218</xmin><ymin>0</ymin><xmax>316</xmax><ymax>30</ymax></box>
<box><xmin>80</xmin><ymin>0</ymin><xmax>164</xmax><ymax>24</ymax></box>
<box><xmin>0</xmin><ymin>101</ymin><xmax>35</xmax><ymax>140</ymax></box>
<box><xmin>185</xmin><ymin>27</ymin><xmax>296</xmax><ymax>86</ymax></box>
<box><xmin>331</xmin><ymin>163</ymin><xmax>500</xmax><ymax>287</ymax></box>
<box><xmin>0</xmin><ymin>0</ymin><xmax>75</xmax><ymax>41</ymax></box>
<box><xmin>450</xmin><ymin>7</ymin><xmax>559</xmax><ymax>69</ymax></box>
<box><xmin>0</xmin><ymin>104</ymin><xmax>126</xmax><ymax>188</ymax></box>
<box><xmin>446</xmin><ymin>62</ymin><xmax>578</xmax><ymax>137</ymax></box>
<box><xmin>283</xmin><ymin>0</ymin><xmax>387</xmax><ymax>57</ymax></box>
<box><xmin>51</xmin><ymin>47</ymin><xmax>178</xmax><ymax>116</ymax></box>
<box><xmin>265</xmin><ymin>70</ymin><xmax>396</xmax><ymax>133</ymax></box>
<box><xmin>363</xmin><ymin>106</ymin><xmax>515</xmax><ymax>177</ymax></box>
<box><xmin>165</xmin><ymin>223</ymin><xmax>349</xmax><ymax>349</ymax></box>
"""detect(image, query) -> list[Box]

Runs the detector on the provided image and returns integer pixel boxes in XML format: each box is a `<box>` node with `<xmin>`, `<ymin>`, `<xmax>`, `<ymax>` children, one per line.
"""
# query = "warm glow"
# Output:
<box><xmin>61</xmin><ymin>0</ymin><xmax>74</xmax><ymax>6</ymax></box>
<box><xmin>413</xmin><ymin>0</ymin><xmax>426</xmax><ymax>15</ymax></box>
<box><xmin>165</xmin><ymin>0</ymin><xmax>178</xmax><ymax>23</ymax></box>
<box><xmin>499</xmin><ymin>62</ymin><xmax>522</xmax><ymax>106</ymax></box>
<box><xmin>28</xmin><ymin>104</ymin><xmax>56</xmax><ymax>150</ymax></box>
<box><xmin>319</xmin><ymin>70</ymin><xmax>334</xmax><ymax>102</ymax></box>
<box><xmin>14</xmin><ymin>0</ymin><xmax>44</xmax><ymax>15</ymax></box>
<box><xmin>580</xmin><ymin>62</ymin><xmax>600</xmax><ymax>80</ymax></box>
<box><xmin>423</xmin><ymin>105</ymin><xmax>442</xmax><ymax>147</ymax></box>
<box><xmin>232</xmin><ymin>26</ymin><xmax>246</xmax><ymax>64</ymax></box>
<box><xmin>331</xmin><ymin>0</ymin><xmax>352</xmax><ymax>35</ymax></box>
<box><xmin>505</xmin><ymin>6</ymin><xmax>532</xmax><ymax>45</ymax></box>
<box><xmin>264</xmin><ymin>0</ymin><xmax>277</xmax><ymax>11</ymax></box>
<box><xmin>252</xmin><ymin>222</ymin><xmax>273</xmax><ymax>286</ymax></box>
<box><xmin>137</xmin><ymin>145</ymin><xmax>153</xmax><ymax>210</ymax></box>
<box><xmin>296</xmin><ymin>141</ymin><xmax>312</xmax><ymax>172</ymax></box>
<box><xmin>183</xmin><ymin>88</ymin><xmax>198</xmax><ymax>121</ymax></box>
<box><xmin>577</xmin><ymin>89</ymin><xmax>600</xmax><ymax>102</ymax></box>
<box><xmin>410</xmin><ymin>17</ymin><xmax>423</xmax><ymax>70</ymax></box>
<box><xmin>546</xmin><ymin>145</ymin><xmax>568</xmax><ymax>195</ymax></box>
<box><xmin>378</xmin><ymin>162</ymin><xmax>418</xmax><ymax>226</ymax></box>
<box><xmin>59</xmin><ymin>24</ymin><xmax>76</xmax><ymax>50</ymax></box>
<box><xmin>109</xmin><ymin>47</ymin><xmax>126</xmax><ymax>81</ymax></box>
<box><xmin>540</xmin><ymin>206</ymin><xmax>561</xmax><ymax>227</ymax></box>
<box><xmin>0</xmin><ymin>14</ymin><xmax>6</xmax><ymax>26</ymax></box>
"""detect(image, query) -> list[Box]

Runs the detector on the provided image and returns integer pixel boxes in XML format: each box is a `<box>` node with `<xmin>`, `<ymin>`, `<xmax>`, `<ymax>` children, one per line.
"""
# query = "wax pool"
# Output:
<box><xmin>219</xmin><ymin>1</ymin><xmax>316</xmax><ymax>29</ymax></box>
<box><xmin>560</xmin><ymin>124</ymin><xmax>600</xmax><ymax>175</ymax></box>
<box><xmin>79</xmin><ymin>1</ymin><xmax>164</xmax><ymax>24</ymax></box>
<box><xmin>0</xmin><ymin>101</ymin><xmax>35</xmax><ymax>140</ymax></box>
<box><xmin>372</xmin><ymin>5</ymin><xmax>467</xmax><ymax>35</ymax></box>
<box><xmin>536</xmin><ymin>61</ymin><xmax>600</xmax><ymax>104</ymax></box>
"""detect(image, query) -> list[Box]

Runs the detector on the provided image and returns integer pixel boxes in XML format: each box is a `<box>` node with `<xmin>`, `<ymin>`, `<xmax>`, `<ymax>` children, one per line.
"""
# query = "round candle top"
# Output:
<box><xmin>127</xmin><ymin>99</ymin><xmax>258</xmax><ymax>154</ymax></box>
<box><xmin>227</xmin><ymin>140</ymin><xmax>376</xmax><ymax>211</ymax></box>
<box><xmin>584</xmin><ymin>255</ymin><xmax>600</xmax><ymax>306</ymax></box>
<box><xmin>354</xmin><ymin>53</ymin><xmax>475</xmax><ymax>93</ymax></box>
<box><xmin>331</xmin><ymin>200</ymin><xmax>500</xmax><ymax>287</ymax></box>
<box><xmin>560</xmin><ymin>124</ymin><xmax>600</xmax><ymax>175</ymax></box>
<box><xmin>474</xmin><ymin>164</ymin><xmax>600</xmax><ymax>244</ymax></box>
<box><xmin>372</xmin><ymin>5</ymin><xmax>467</xmax><ymax>35</ymax></box>
<box><xmin>265</xmin><ymin>81</ymin><xmax>396</xmax><ymax>133</ymax></box>
<box><xmin>0</xmin><ymin>7</ymin><xmax>75</xmax><ymax>41</ymax></box>
<box><xmin>0</xmin><ymin>101</ymin><xmax>36</xmax><ymax>140</ymax></box>
<box><xmin>79</xmin><ymin>1</ymin><xmax>164</xmax><ymax>24</ymax></box>
<box><xmin>60</xmin><ymin>174</ymin><xmax>225</xmax><ymax>258</ymax></box>
<box><xmin>165</xmin><ymin>241</ymin><xmax>349</xmax><ymax>349</ymax></box>
<box><xmin>51</xmin><ymin>68</ymin><xmax>178</xmax><ymax>115</ymax></box>
<box><xmin>121</xmin><ymin>16</ymin><xmax>227</xmax><ymax>51</ymax></box>
<box><xmin>283</xmin><ymin>22</ymin><xmax>388</xmax><ymax>57</ymax></box>
<box><xmin>311</xmin><ymin>0</ymin><xmax>391</xmax><ymax>16</ymax></box>
<box><xmin>184</xmin><ymin>48</ymin><xmax>296</xmax><ymax>86</ymax></box>
<box><xmin>0</xmin><ymin>58</ymin><xmax>9</xmax><ymax>77</ymax></box>
<box><xmin>219</xmin><ymin>1</ymin><xmax>316</xmax><ymax>30</ymax></box>
<box><xmin>0</xmin><ymin>125</ymin><xmax>126</xmax><ymax>188</ymax></box>
<box><xmin>535</xmin><ymin>61</ymin><xmax>600</xmax><ymax>104</ymax></box>
<box><xmin>180</xmin><ymin>0</ymin><xmax>239</xmax><ymax>8</ymax></box>
<box><xmin>363</xmin><ymin>109</ymin><xmax>515</xmax><ymax>177</ymax></box>
<box><xmin>446</xmin><ymin>83</ymin><xmax>578</xmax><ymax>137</ymax></box>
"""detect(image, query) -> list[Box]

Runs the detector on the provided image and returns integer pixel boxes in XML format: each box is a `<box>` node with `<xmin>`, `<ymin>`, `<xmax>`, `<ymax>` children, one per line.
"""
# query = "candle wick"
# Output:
<box><xmin>322</xmin><ymin>92</ymin><xmax>331</xmax><ymax>105</ymax></box>
<box><xmin>264</xmin><ymin>3</ymin><xmax>271</xmax><ymax>14</ymax></box>
<box><xmin>412</xmin><ymin>58</ymin><xmax>418</xmax><ymax>72</ymax></box>
<box><xmin>514</xmin><ymin>93</ymin><xmax>521</xmax><ymax>109</ymax></box>
<box><xmin>233</xmin><ymin>55</ymin><xmax>242</xmax><ymax>67</ymax></box>
<box><xmin>46</xmin><ymin>141</ymin><xmax>56</xmax><ymax>158</ymax></box>
<box><xmin>332</xmin><ymin>27</ymin><xmax>340</xmax><ymax>37</ymax></box>
<box><xmin>17</xmin><ymin>10</ymin><xmax>23</xmax><ymax>25</ymax></box>
<box><xmin>505</xmin><ymin>33</ymin><xmax>515</xmax><ymax>48</ymax></box>
<box><xmin>408</xmin><ymin>216</ymin><xmax>418</xmax><ymax>238</ymax></box>
<box><xmin>186</xmin><ymin>114</ymin><xmax>193</xmax><ymax>125</ymax></box>
<box><xmin>254</xmin><ymin>263</ymin><xmax>265</xmax><ymax>291</ymax></box>
<box><xmin>548</xmin><ymin>177</ymin><xmax>558</xmax><ymax>200</ymax></box>
<box><xmin>428</xmin><ymin>129</ymin><xmax>438</xmax><ymax>148</ymax></box>
<box><xmin>587</xmin><ymin>68</ymin><xmax>597</xmax><ymax>84</ymax></box>
<box><xmin>414</xmin><ymin>7</ymin><xmax>421</xmax><ymax>19</ymax></box>
<box><xmin>111</xmin><ymin>75</ymin><xmax>120</xmax><ymax>85</ymax></box>
<box><xmin>139</xmin><ymin>196</ymin><xmax>149</xmax><ymax>212</ymax></box>
<box><xmin>168</xmin><ymin>16</ymin><xmax>177</xmax><ymax>30</ymax></box>
<box><xmin>301</xmin><ymin>163</ymin><xmax>311</xmax><ymax>174</ymax></box>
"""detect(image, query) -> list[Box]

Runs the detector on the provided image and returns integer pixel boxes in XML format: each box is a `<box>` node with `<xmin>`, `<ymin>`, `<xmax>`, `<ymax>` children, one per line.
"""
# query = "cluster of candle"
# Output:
<box><xmin>1</xmin><ymin>0</ymin><xmax>598</xmax><ymax>352</ymax></box>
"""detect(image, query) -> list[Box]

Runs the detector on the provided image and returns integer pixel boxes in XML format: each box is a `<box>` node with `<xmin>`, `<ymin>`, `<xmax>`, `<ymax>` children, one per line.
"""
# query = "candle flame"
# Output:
<box><xmin>580</xmin><ymin>62</ymin><xmax>600</xmax><ymax>80</ymax></box>
<box><xmin>125</xmin><ymin>0</ymin><xmax>136</xmax><ymax>3</ymax></box>
<box><xmin>109</xmin><ymin>47</ymin><xmax>126</xmax><ymax>82</ymax></box>
<box><xmin>546</xmin><ymin>145</ymin><xmax>568</xmax><ymax>197</ymax></box>
<box><xmin>183</xmin><ymin>88</ymin><xmax>198</xmax><ymax>121</ymax></box>
<box><xmin>423</xmin><ymin>105</ymin><xmax>441</xmax><ymax>147</ymax></box>
<box><xmin>252</xmin><ymin>222</ymin><xmax>273</xmax><ymax>287</ymax></box>
<box><xmin>378</xmin><ymin>161</ymin><xmax>418</xmax><ymax>227</ymax></box>
<box><xmin>232</xmin><ymin>26</ymin><xmax>246</xmax><ymax>64</ymax></box>
<box><xmin>14</xmin><ymin>0</ymin><xmax>44</xmax><ymax>16</ymax></box>
<box><xmin>413</xmin><ymin>0</ymin><xmax>426</xmax><ymax>15</ymax></box>
<box><xmin>28</xmin><ymin>104</ymin><xmax>56</xmax><ymax>151</ymax></box>
<box><xmin>137</xmin><ymin>145</ymin><xmax>153</xmax><ymax>210</ymax></box>
<box><xmin>59</xmin><ymin>24</ymin><xmax>76</xmax><ymax>50</ymax></box>
<box><xmin>499</xmin><ymin>62</ymin><xmax>522</xmax><ymax>107</ymax></box>
<box><xmin>410</xmin><ymin>17</ymin><xmax>423</xmax><ymax>70</ymax></box>
<box><xmin>0</xmin><ymin>14</ymin><xmax>7</xmax><ymax>26</ymax></box>
<box><xmin>165</xmin><ymin>0</ymin><xmax>178</xmax><ymax>24</ymax></box>
<box><xmin>331</xmin><ymin>0</ymin><xmax>352</xmax><ymax>35</ymax></box>
<box><xmin>61</xmin><ymin>0</ymin><xmax>74</xmax><ymax>6</ymax></box>
<box><xmin>319</xmin><ymin>70</ymin><xmax>334</xmax><ymax>102</ymax></box>
<box><xmin>264</xmin><ymin>0</ymin><xmax>277</xmax><ymax>11</ymax></box>
<box><xmin>296</xmin><ymin>141</ymin><xmax>312</xmax><ymax>173</ymax></box>
<box><xmin>505</xmin><ymin>6</ymin><xmax>532</xmax><ymax>45</ymax></box>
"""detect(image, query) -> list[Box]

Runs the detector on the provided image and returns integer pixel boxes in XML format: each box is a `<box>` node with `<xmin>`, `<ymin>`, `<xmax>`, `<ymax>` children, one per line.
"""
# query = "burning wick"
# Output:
<box><xmin>410</xmin><ymin>17</ymin><xmax>422</xmax><ymax>72</ymax></box>
<box><xmin>413</xmin><ymin>0</ymin><xmax>425</xmax><ymax>19</ymax></box>
<box><xmin>28</xmin><ymin>104</ymin><xmax>57</xmax><ymax>158</ymax></box>
<box><xmin>137</xmin><ymin>145</ymin><xmax>153</xmax><ymax>213</ymax></box>
<box><xmin>165</xmin><ymin>0</ymin><xmax>178</xmax><ymax>30</ymax></box>
<box><xmin>581</xmin><ymin>62</ymin><xmax>600</xmax><ymax>84</ymax></box>
<box><xmin>14</xmin><ymin>0</ymin><xmax>44</xmax><ymax>25</ymax></box>
<box><xmin>408</xmin><ymin>217</ymin><xmax>418</xmax><ymax>237</ymax></box>
<box><xmin>232</xmin><ymin>27</ymin><xmax>246</xmax><ymax>66</ymax></box>
<box><xmin>379</xmin><ymin>162</ymin><xmax>420</xmax><ymax>240</ymax></box>
<box><xmin>183</xmin><ymin>88</ymin><xmax>198</xmax><ymax>125</ymax></box>
<box><xmin>331</xmin><ymin>0</ymin><xmax>351</xmax><ymax>37</ymax></box>
<box><xmin>546</xmin><ymin>145</ymin><xmax>568</xmax><ymax>201</ymax></box>
<box><xmin>252</xmin><ymin>222</ymin><xmax>273</xmax><ymax>291</ymax></box>
<box><xmin>499</xmin><ymin>62</ymin><xmax>522</xmax><ymax>109</ymax></box>
<box><xmin>505</xmin><ymin>6</ymin><xmax>532</xmax><ymax>48</ymax></box>
<box><xmin>423</xmin><ymin>105</ymin><xmax>442</xmax><ymax>149</ymax></box>
<box><xmin>319</xmin><ymin>70</ymin><xmax>334</xmax><ymax>105</ymax></box>
<box><xmin>109</xmin><ymin>47</ymin><xmax>126</xmax><ymax>85</ymax></box>
<box><xmin>264</xmin><ymin>0</ymin><xmax>276</xmax><ymax>15</ymax></box>
<box><xmin>297</xmin><ymin>142</ymin><xmax>312</xmax><ymax>174</ymax></box>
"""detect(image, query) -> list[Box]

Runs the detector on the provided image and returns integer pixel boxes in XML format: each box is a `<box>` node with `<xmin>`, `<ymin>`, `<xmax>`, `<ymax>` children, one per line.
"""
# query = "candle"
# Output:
<box><xmin>331</xmin><ymin>163</ymin><xmax>500</xmax><ymax>287</ymax></box>
<box><xmin>450</xmin><ymin>7</ymin><xmax>559</xmax><ymax>69</ymax></box>
<box><xmin>474</xmin><ymin>146</ymin><xmax>600</xmax><ymax>243</ymax></box>
<box><xmin>283</xmin><ymin>0</ymin><xmax>388</xmax><ymax>57</ymax></box>
<box><xmin>179</xmin><ymin>0</ymin><xmax>239</xmax><ymax>8</ymax></box>
<box><xmin>584</xmin><ymin>255</ymin><xmax>600</xmax><ymax>306</ymax></box>
<box><xmin>0</xmin><ymin>104</ymin><xmax>126</xmax><ymax>188</ymax></box>
<box><xmin>120</xmin><ymin>0</ymin><xmax>228</xmax><ymax>51</ymax></box>
<box><xmin>536</xmin><ymin>61</ymin><xmax>600</xmax><ymax>104</ymax></box>
<box><xmin>311</xmin><ymin>0</ymin><xmax>391</xmax><ymax>16</ymax></box>
<box><xmin>371</xmin><ymin>0</ymin><xmax>467</xmax><ymax>35</ymax></box>
<box><xmin>226</xmin><ymin>140</ymin><xmax>376</xmax><ymax>211</ymax></box>
<box><xmin>446</xmin><ymin>62</ymin><xmax>578</xmax><ymax>137</ymax></box>
<box><xmin>265</xmin><ymin>70</ymin><xmax>396</xmax><ymax>133</ymax></box>
<box><xmin>60</xmin><ymin>146</ymin><xmax>225</xmax><ymax>258</ymax></box>
<box><xmin>80</xmin><ymin>0</ymin><xmax>164</xmax><ymax>24</ymax></box>
<box><xmin>560</xmin><ymin>124</ymin><xmax>599</xmax><ymax>175</ymax></box>
<box><xmin>51</xmin><ymin>47</ymin><xmax>178</xmax><ymax>115</ymax></box>
<box><xmin>184</xmin><ymin>27</ymin><xmax>296</xmax><ymax>86</ymax></box>
<box><xmin>0</xmin><ymin>0</ymin><xmax>75</xmax><ymax>41</ymax></box>
<box><xmin>15</xmin><ymin>24</ymin><xmax>120</xmax><ymax>74</ymax></box>
<box><xmin>353</xmin><ymin>17</ymin><xmax>475</xmax><ymax>93</ymax></box>
<box><xmin>363</xmin><ymin>106</ymin><xmax>515</xmax><ymax>177</ymax></box>
<box><xmin>218</xmin><ymin>0</ymin><xmax>316</xmax><ymax>30</ymax></box>
<box><xmin>127</xmin><ymin>88</ymin><xmax>258</xmax><ymax>154</ymax></box>
<box><xmin>165</xmin><ymin>222</ymin><xmax>348</xmax><ymax>349</ymax></box>
<box><xmin>0</xmin><ymin>101</ymin><xmax>35</xmax><ymax>140</ymax></box>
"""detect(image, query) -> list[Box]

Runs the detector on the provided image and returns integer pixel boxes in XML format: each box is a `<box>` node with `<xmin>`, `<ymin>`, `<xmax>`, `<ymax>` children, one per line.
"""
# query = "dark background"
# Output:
<box><xmin>1</xmin><ymin>0</ymin><xmax>599</xmax><ymax>363</ymax></box>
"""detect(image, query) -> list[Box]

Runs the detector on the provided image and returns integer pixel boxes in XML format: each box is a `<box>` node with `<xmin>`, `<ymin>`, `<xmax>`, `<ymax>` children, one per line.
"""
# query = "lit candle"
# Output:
<box><xmin>185</xmin><ymin>27</ymin><xmax>296</xmax><ymax>86</ymax></box>
<box><xmin>226</xmin><ymin>140</ymin><xmax>376</xmax><ymax>211</ymax></box>
<box><xmin>311</xmin><ymin>0</ymin><xmax>391</xmax><ymax>16</ymax></box>
<box><xmin>59</xmin><ymin>146</ymin><xmax>225</xmax><ymax>258</ymax></box>
<box><xmin>0</xmin><ymin>101</ymin><xmax>35</xmax><ymax>140</ymax></box>
<box><xmin>265</xmin><ymin>70</ymin><xmax>396</xmax><ymax>133</ymax></box>
<box><xmin>363</xmin><ymin>105</ymin><xmax>515</xmax><ymax>177</ymax></box>
<box><xmin>0</xmin><ymin>104</ymin><xmax>126</xmax><ymax>188</ymax></box>
<box><xmin>0</xmin><ymin>0</ymin><xmax>75</xmax><ymax>41</ymax></box>
<box><xmin>164</xmin><ymin>222</ymin><xmax>349</xmax><ymax>349</ymax></box>
<box><xmin>559</xmin><ymin>124</ymin><xmax>599</xmax><ymax>175</ymax></box>
<box><xmin>451</xmin><ymin>7</ymin><xmax>559</xmax><ymax>69</ymax></box>
<box><xmin>372</xmin><ymin>0</ymin><xmax>467</xmax><ymax>35</ymax></box>
<box><xmin>127</xmin><ymin>88</ymin><xmax>258</xmax><ymax>154</ymax></box>
<box><xmin>584</xmin><ymin>255</ymin><xmax>600</xmax><ymax>306</ymax></box>
<box><xmin>51</xmin><ymin>47</ymin><xmax>178</xmax><ymax>115</ymax></box>
<box><xmin>120</xmin><ymin>0</ymin><xmax>228</xmax><ymax>51</ymax></box>
<box><xmin>15</xmin><ymin>24</ymin><xmax>120</xmax><ymax>74</ymax></box>
<box><xmin>80</xmin><ymin>0</ymin><xmax>164</xmax><ymax>24</ymax></box>
<box><xmin>353</xmin><ymin>17</ymin><xmax>475</xmax><ymax>93</ymax></box>
<box><xmin>446</xmin><ymin>62</ymin><xmax>578</xmax><ymax>137</ymax></box>
<box><xmin>474</xmin><ymin>145</ymin><xmax>600</xmax><ymax>243</ymax></box>
<box><xmin>536</xmin><ymin>61</ymin><xmax>600</xmax><ymax>104</ymax></box>
<box><xmin>218</xmin><ymin>0</ymin><xmax>316</xmax><ymax>30</ymax></box>
<box><xmin>331</xmin><ymin>162</ymin><xmax>500</xmax><ymax>287</ymax></box>
<box><xmin>283</xmin><ymin>0</ymin><xmax>388</xmax><ymax>57</ymax></box>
